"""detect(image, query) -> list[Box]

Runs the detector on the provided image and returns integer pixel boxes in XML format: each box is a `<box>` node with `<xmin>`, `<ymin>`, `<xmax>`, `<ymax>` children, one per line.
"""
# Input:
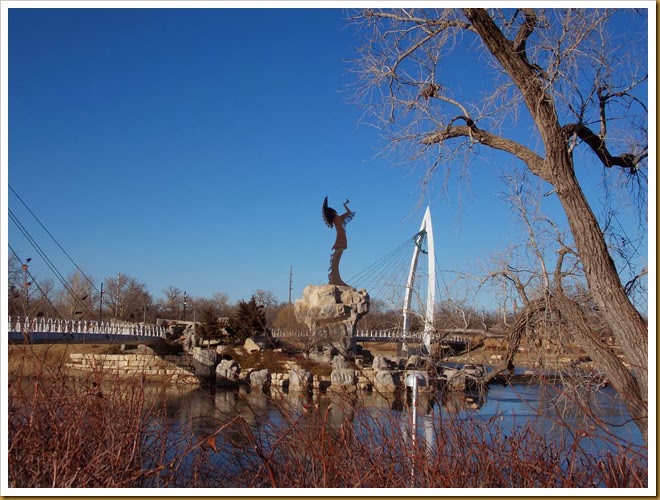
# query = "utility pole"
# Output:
<box><xmin>99</xmin><ymin>282</ymin><xmax>104</xmax><ymax>322</ymax></box>
<box><xmin>115</xmin><ymin>272</ymin><xmax>120</xmax><ymax>319</ymax></box>
<box><xmin>288</xmin><ymin>266</ymin><xmax>293</xmax><ymax>304</ymax></box>
<box><xmin>183</xmin><ymin>290</ymin><xmax>187</xmax><ymax>321</ymax></box>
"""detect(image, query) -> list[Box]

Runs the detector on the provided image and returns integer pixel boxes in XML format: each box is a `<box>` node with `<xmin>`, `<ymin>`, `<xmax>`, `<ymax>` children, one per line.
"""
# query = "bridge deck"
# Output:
<box><xmin>8</xmin><ymin>316</ymin><xmax>166</xmax><ymax>344</ymax></box>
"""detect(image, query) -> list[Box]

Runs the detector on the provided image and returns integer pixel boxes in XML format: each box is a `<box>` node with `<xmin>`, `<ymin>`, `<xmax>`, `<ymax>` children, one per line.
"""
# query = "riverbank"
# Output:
<box><xmin>8</xmin><ymin>338</ymin><xmax>608</xmax><ymax>386</ymax></box>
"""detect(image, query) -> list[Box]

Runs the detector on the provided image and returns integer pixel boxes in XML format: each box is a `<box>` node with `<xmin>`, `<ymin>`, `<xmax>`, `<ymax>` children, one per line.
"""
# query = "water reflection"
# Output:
<box><xmin>146</xmin><ymin>380</ymin><xmax>645</xmax><ymax>483</ymax></box>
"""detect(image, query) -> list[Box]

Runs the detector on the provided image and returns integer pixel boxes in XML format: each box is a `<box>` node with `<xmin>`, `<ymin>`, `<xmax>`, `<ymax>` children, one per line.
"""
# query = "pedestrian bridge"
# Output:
<box><xmin>7</xmin><ymin>316</ymin><xmax>166</xmax><ymax>344</ymax></box>
<box><xmin>8</xmin><ymin>316</ymin><xmax>486</xmax><ymax>351</ymax></box>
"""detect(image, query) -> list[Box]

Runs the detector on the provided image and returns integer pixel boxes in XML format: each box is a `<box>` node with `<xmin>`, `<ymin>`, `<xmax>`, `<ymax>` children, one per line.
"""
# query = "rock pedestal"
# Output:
<box><xmin>294</xmin><ymin>284</ymin><xmax>369</xmax><ymax>357</ymax></box>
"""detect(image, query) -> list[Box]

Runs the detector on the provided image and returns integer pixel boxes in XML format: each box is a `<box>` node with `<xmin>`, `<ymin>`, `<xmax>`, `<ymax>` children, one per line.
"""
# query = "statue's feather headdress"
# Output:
<box><xmin>322</xmin><ymin>196</ymin><xmax>336</xmax><ymax>228</ymax></box>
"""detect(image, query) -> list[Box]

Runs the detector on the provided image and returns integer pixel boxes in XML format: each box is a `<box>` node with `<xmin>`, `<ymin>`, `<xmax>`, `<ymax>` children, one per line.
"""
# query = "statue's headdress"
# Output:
<box><xmin>322</xmin><ymin>196</ymin><xmax>336</xmax><ymax>228</ymax></box>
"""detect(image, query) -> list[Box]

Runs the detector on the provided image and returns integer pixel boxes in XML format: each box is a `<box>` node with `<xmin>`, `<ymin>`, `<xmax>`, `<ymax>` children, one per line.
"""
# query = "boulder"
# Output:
<box><xmin>446</xmin><ymin>371</ymin><xmax>468</xmax><ymax>392</ymax></box>
<box><xmin>442</xmin><ymin>367</ymin><xmax>483</xmax><ymax>392</ymax></box>
<box><xmin>183</xmin><ymin>333</ymin><xmax>200</xmax><ymax>352</ymax></box>
<box><xmin>308</xmin><ymin>346</ymin><xmax>337</xmax><ymax>364</ymax></box>
<box><xmin>463</xmin><ymin>364</ymin><xmax>486</xmax><ymax>378</ymax></box>
<box><xmin>330</xmin><ymin>368</ymin><xmax>357</xmax><ymax>391</ymax></box>
<box><xmin>216</xmin><ymin>359</ymin><xmax>241</xmax><ymax>387</ymax></box>
<box><xmin>372</xmin><ymin>355</ymin><xmax>390</xmax><ymax>371</ymax></box>
<box><xmin>244</xmin><ymin>337</ymin><xmax>261</xmax><ymax>353</ymax></box>
<box><xmin>288</xmin><ymin>369</ymin><xmax>314</xmax><ymax>392</ymax></box>
<box><xmin>332</xmin><ymin>354</ymin><xmax>349</xmax><ymax>369</ymax></box>
<box><xmin>406</xmin><ymin>355</ymin><xmax>425</xmax><ymax>369</ymax></box>
<box><xmin>405</xmin><ymin>370</ymin><xmax>430</xmax><ymax>390</ymax></box>
<box><xmin>247</xmin><ymin>369</ymin><xmax>271</xmax><ymax>392</ymax></box>
<box><xmin>294</xmin><ymin>284</ymin><xmax>369</xmax><ymax>357</ymax></box>
<box><xmin>193</xmin><ymin>347</ymin><xmax>217</xmax><ymax>366</ymax></box>
<box><xmin>192</xmin><ymin>348</ymin><xmax>218</xmax><ymax>380</ymax></box>
<box><xmin>373</xmin><ymin>370</ymin><xmax>398</xmax><ymax>392</ymax></box>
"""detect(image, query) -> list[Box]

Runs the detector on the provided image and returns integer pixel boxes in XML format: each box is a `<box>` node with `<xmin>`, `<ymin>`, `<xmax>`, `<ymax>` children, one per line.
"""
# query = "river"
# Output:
<box><xmin>140</xmin><ymin>379</ymin><xmax>645</xmax><ymax>487</ymax></box>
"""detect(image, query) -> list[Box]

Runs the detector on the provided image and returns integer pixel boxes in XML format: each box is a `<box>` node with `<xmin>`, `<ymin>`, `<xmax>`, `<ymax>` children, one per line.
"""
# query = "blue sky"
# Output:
<box><xmin>3</xmin><ymin>5</ymin><xmax>652</xmax><ymax>311</ymax></box>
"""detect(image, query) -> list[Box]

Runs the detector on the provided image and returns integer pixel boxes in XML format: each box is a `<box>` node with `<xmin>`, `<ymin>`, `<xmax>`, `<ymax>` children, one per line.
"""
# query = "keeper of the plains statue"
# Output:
<box><xmin>322</xmin><ymin>196</ymin><xmax>355</xmax><ymax>286</ymax></box>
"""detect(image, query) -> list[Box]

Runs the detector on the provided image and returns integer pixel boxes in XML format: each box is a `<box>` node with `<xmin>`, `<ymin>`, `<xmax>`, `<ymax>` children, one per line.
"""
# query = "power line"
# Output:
<box><xmin>9</xmin><ymin>185</ymin><xmax>100</xmax><ymax>294</ymax></box>
<box><xmin>9</xmin><ymin>209</ymin><xmax>95</xmax><ymax>317</ymax></box>
<box><xmin>8</xmin><ymin>244</ymin><xmax>64</xmax><ymax>319</ymax></box>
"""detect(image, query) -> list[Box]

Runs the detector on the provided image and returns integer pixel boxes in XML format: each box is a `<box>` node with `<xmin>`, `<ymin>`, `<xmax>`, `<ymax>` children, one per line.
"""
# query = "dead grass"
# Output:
<box><xmin>223</xmin><ymin>346</ymin><xmax>295</xmax><ymax>374</ymax></box>
<box><xmin>8</xmin><ymin>343</ymin><xmax>120</xmax><ymax>377</ymax></box>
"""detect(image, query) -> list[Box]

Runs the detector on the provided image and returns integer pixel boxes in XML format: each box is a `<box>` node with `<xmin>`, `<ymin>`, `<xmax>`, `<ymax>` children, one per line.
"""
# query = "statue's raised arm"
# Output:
<box><xmin>322</xmin><ymin>196</ymin><xmax>356</xmax><ymax>286</ymax></box>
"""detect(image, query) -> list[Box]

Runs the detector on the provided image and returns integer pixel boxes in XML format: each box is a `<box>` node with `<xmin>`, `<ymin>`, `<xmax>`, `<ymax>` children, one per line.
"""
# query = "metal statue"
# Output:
<box><xmin>322</xmin><ymin>197</ymin><xmax>355</xmax><ymax>286</ymax></box>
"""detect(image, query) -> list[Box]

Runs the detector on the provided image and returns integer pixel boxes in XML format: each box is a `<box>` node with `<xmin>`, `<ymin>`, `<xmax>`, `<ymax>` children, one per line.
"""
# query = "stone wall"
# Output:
<box><xmin>66</xmin><ymin>352</ymin><xmax>200</xmax><ymax>385</ymax></box>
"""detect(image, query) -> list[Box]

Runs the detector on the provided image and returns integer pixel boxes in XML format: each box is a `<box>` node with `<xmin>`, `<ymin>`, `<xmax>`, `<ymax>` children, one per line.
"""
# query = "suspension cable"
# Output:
<box><xmin>8</xmin><ymin>244</ymin><xmax>64</xmax><ymax>319</ymax></box>
<box><xmin>9</xmin><ymin>185</ymin><xmax>100</xmax><ymax>294</ymax></box>
<box><xmin>9</xmin><ymin>209</ymin><xmax>95</xmax><ymax>317</ymax></box>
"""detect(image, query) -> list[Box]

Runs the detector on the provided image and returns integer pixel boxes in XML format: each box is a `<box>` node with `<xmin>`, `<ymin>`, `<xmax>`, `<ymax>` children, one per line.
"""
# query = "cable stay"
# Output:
<box><xmin>348</xmin><ymin>206</ymin><xmax>440</xmax><ymax>353</ymax></box>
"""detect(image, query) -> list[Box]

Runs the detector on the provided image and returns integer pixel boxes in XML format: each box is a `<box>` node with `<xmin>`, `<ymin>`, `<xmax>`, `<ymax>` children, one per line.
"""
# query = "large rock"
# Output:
<box><xmin>184</xmin><ymin>333</ymin><xmax>200</xmax><ymax>352</ymax></box>
<box><xmin>294</xmin><ymin>284</ymin><xmax>369</xmax><ymax>357</ymax></box>
<box><xmin>246</xmin><ymin>369</ymin><xmax>271</xmax><ymax>392</ymax></box>
<box><xmin>332</xmin><ymin>354</ymin><xmax>349</xmax><ymax>369</ymax></box>
<box><xmin>216</xmin><ymin>359</ymin><xmax>241</xmax><ymax>387</ymax></box>
<box><xmin>373</xmin><ymin>370</ymin><xmax>399</xmax><ymax>392</ymax></box>
<box><xmin>372</xmin><ymin>355</ymin><xmax>390</xmax><ymax>371</ymax></box>
<box><xmin>288</xmin><ymin>369</ymin><xmax>314</xmax><ymax>392</ymax></box>
<box><xmin>244</xmin><ymin>337</ymin><xmax>261</xmax><ymax>353</ymax></box>
<box><xmin>308</xmin><ymin>347</ymin><xmax>336</xmax><ymax>364</ymax></box>
<box><xmin>192</xmin><ymin>347</ymin><xmax>218</xmax><ymax>380</ymax></box>
<box><xmin>405</xmin><ymin>370</ymin><xmax>430</xmax><ymax>390</ymax></box>
<box><xmin>193</xmin><ymin>347</ymin><xmax>217</xmax><ymax>366</ymax></box>
<box><xmin>330</xmin><ymin>368</ymin><xmax>357</xmax><ymax>391</ymax></box>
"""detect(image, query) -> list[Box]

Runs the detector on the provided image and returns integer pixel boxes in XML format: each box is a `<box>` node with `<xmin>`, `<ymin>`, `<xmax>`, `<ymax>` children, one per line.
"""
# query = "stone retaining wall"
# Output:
<box><xmin>66</xmin><ymin>353</ymin><xmax>200</xmax><ymax>385</ymax></box>
<box><xmin>66</xmin><ymin>352</ymin><xmax>436</xmax><ymax>392</ymax></box>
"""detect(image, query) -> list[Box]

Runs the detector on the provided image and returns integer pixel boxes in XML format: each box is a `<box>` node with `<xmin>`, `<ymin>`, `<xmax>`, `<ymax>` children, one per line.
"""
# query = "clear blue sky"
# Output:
<box><xmin>3</xmin><ymin>6</ymin><xmax>651</xmax><ymax>311</ymax></box>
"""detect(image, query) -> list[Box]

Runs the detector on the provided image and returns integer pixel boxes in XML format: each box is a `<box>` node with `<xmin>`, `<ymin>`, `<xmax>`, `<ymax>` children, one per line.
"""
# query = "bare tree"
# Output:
<box><xmin>7</xmin><ymin>255</ymin><xmax>57</xmax><ymax>318</ymax></box>
<box><xmin>101</xmin><ymin>273</ymin><xmax>153</xmax><ymax>323</ymax></box>
<box><xmin>254</xmin><ymin>289</ymin><xmax>281</xmax><ymax>326</ymax></box>
<box><xmin>350</xmin><ymin>8</ymin><xmax>648</xmax><ymax>441</ymax></box>
<box><xmin>211</xmin><ymin>291</ymin><xmax>234</xmax><ymax>319</ymax></box>
<box><xmin>56</xmin><ymin>270</ymin><xmax>96</xmax><ymax>319</ymax></box>
<box><xmin>157</xmin><ymin>286</ymin><xmax>183</xmax><ymax>320</ymax></box>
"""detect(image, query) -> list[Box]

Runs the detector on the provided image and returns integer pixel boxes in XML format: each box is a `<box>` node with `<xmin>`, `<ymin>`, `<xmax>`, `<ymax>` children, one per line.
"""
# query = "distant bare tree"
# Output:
<box><xmin>211</xmin><ymin>292</ymin><xmax>234</xmax><ymax>318</ymax></box>
<box><xmin>56</xmin><ymin>270</ymin><xmax>95</xmax><ymax>319</ymax></box>
<box><xmin>158</xmin><ymin>286</ymin><xmax>183</xmax><ymax>320</ymax></box>
<box><xmin>7</xmin><ymin>254</ymin><xmax>57</xmax><ymax>318</ymax></box>
<box><xmin>254</xmin><ymin>289</ymin><xmax>281</xmax><ymax>326</ymax></box>
<box><xmin>102</xmin><ymin>273</ymin><xmax>153</xmax><ymax>323</ymax></box>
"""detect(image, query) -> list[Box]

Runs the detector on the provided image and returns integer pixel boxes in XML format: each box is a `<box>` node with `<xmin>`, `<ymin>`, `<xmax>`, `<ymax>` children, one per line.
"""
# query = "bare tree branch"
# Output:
<box><xmin>421</xmin><ymin>120</ymin><xmax>545</xmax><ymax>175</ymax></box>
<box><xmin>563</xmin><ymin>122</ymin><xmax>648</xmax><ymax>170</ymax></box>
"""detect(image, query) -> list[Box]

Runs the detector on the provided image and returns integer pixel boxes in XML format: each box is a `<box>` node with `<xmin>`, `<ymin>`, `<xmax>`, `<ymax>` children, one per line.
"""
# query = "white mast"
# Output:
<box><xmin>402</xmin><ymin>206</ymin><xmax>435</xmax><ymax>353</ymax></box>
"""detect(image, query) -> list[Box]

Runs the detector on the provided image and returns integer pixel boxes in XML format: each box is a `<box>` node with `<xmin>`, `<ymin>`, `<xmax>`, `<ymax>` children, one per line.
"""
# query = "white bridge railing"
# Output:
<box><xmin>270</xmin><ymin>328</ymin><xmax>472</xmax><ymax>344</ymax></box>
<box><xmin>8</xmin><ymin>316</ymin><xmax>166</xmax><ymax>338</ymax></box>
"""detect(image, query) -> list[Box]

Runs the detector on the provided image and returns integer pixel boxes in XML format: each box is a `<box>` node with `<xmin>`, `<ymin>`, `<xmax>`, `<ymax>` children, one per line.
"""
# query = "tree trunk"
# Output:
<box><xmin>465</xmin><ymin>8</ymin><xmax>648</xmax><ymax>442</ymax></box>
<box><xmin>555</xmin><ymin>295</ymin><xmax>648</xmax><ymax>443</ymax></box>
<box><xmin>550</xmin><ymin>155</ymin><xmax>648</xmax><ymax>396</ymax></box>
